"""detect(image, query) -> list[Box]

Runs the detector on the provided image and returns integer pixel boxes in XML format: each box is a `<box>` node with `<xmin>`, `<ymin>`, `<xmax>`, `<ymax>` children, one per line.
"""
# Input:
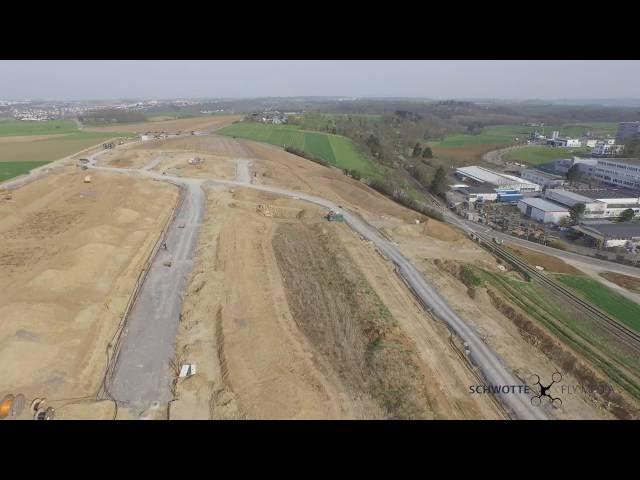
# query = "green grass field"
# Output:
<box><xmin>555</xmin><ymin>274</ymin><xmax>640</xmax><ymax>333</ymax></box>
<box><xmin>218</xmin><ymin>123</ymin><xmax>375</xmax><ymax>175</ymax></box>
<box><xmin>430</xmin><ymin>122</ymin><xmax>618</xmax><ymax>150</ymax></box>
<box><xmin>0</xmin><ymin>161</ymin><xmax>50</xmax><ymax>182</ymax></box>
<box><xmin>470</xmin><ymin>266</ymin><xmax>640</xmax><ymax>399</ymax></box>
<box><xmin>0</xmin><ymin>119</ymin><xmax>78</xmax><ymax>137</ymax></box>
<box><xmin>502</xmin><ymin>146</ymin><xmax>590</xmax><ymax>166</ymax></box>
<box><xmin>0</xmin><ymin>129</ymin><xmax>133</xmax><ymax>183</ymax></box>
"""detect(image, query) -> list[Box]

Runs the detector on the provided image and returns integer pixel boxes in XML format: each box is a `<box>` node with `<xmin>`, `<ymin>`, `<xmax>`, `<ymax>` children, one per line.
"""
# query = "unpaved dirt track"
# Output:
<box><xmin>235</xmin><ymin>159</ymin><xmax>252</xmax><ymax>183</ymax></box>
<box><xmin>86</xmin><ymin>136</ymin><xmax>548</xmax><ymax>419</ymax></box>
<box><xmin>194</xmin><ymin>177</ymin><xmax>548</xmax><ymax>420</ymax></box>
<box><xmin>85</xmin><ymin>151</ymin><xmax>206</xmax><ymax>414</ymax></box>
<box><xmin>107</xmin><ymin>180</ymin><xmax>205</xmax><ymax>413</ymax></box>
<box><xmin>0</xmin><ymin>167</ymin><xmax>177</xmax><ymax>409</ymax></box>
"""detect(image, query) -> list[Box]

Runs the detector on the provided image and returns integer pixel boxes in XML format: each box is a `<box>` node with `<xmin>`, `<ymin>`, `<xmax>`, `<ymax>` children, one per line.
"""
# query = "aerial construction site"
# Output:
<box><xmin>2</xmin><ymin>114</ymin><xmax>640</xmax><ymax>421</ymax></box>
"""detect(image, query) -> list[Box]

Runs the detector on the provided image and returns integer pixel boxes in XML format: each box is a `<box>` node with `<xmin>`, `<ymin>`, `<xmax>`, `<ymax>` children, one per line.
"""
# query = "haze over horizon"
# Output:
<box><xmin>1</xmin><ymin>60</ymin><xmax>640</xmax><ymax>101</ymax></box>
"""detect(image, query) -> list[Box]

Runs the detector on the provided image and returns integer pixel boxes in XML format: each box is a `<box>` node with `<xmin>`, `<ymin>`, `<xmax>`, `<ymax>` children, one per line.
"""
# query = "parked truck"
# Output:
<box><xmin>326</xmin><ymin>210</ymin><xmax>345</xmax><ymax>222</ymax></box>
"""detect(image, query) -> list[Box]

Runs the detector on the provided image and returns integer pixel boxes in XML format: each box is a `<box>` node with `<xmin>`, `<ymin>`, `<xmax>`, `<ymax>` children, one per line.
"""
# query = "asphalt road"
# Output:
<box><xmin>83</xmin><ymin>141</ymin><xmax>549</xmax><ymax>419</ymax></box>
<box><xmin>451</xmin><ymin>213</ymin><xmax>640</xmax><ymax>278</ymax></box>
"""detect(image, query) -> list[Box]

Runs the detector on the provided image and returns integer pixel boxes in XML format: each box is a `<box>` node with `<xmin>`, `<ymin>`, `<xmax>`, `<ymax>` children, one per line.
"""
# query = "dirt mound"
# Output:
<box><xmin>141</xmin><ymin>134</ymin><xmax>256</xmax><ymax>158</ymax></box>
<box><xmin>393</xmin><ymin>220</ymin><xmax>463</xmax><ymax>242</ymax></box>
<box><xmin>0</xmin><ymin>170</ymin><xmax>178</xmax><ymax>402</ymax></box>
<box><xmin>273</xmin><ymin>221</ymin><xmax>436</xmax><ymax>419</ymax></box>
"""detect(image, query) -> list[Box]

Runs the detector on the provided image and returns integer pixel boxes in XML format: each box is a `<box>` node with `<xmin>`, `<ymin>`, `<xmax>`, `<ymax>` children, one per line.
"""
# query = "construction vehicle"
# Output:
<box><xmin>326</xmin><ymin>209</ymin><xmax>345</xmax><ymax>222</ymax></box>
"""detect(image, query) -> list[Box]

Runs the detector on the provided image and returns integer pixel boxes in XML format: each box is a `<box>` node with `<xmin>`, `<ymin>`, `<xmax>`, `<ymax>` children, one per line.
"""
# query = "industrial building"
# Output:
<box><xmin>546</xmin><ymin>138</ymin><xmax>582</xmax><ymax>147</ymax></box>
<box><xmin>544</xmin><ymin>188</ymin><xmax>640</xmax><ymax>219</ymax></box>
<box><xmin>518</xmin><ymin>197</ymin><xmax>570</xmax><ymax>224</ymax></box>
<box><xmin>573</xmin><ymin>223</ymin><xmax>640</xmax><ymax>249</ymax></box>
<box><xmin>458</xmin><ymin>184</ymin><xmax>498</xmax><ymax>203</ymax></box>
<box><xmin>550</xmin><ymin>157</ymin><xmax>640</xmax><ymax>191</ymax></box>
<box><xmin>521</xmin><ymin>168</ymin><xmax>567</xmax><ymax>188</ymax></box>
<box><xmin>616</xmin><ymin>122</ymin><xmax>640</xmax><ymax>141</ymax></box>
<box><xmin>590</xmin><ymin>158</ymin><xmax>640</xmax><ymax>190</ymax></box>
<box><xmin>591</xmin><ymin>142</ymin><xmax>624</xmax><ymax>156</ymax></box>
<box><xmin>455</xmin><ymin>166</ymin><xmax>541</xmax><ymax>193</ymax></box>
<box><xmin>552</xmin><ymin>157</ymin><xmax>597</xmax><ymax>176</ymax></box>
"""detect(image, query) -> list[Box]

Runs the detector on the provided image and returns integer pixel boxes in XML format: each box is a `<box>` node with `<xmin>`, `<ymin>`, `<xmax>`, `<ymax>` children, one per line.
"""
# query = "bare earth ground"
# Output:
<box><xmin>506</xmin><ymin>243</ymin><xmax>584</xmax><ymax>275</ymax></box>
<box><xmin>171</xmin><ymin>186</ymin><xmax>502</xmax><ymax>419</ymax></box>
<box><xmin>162</xmin><ymin>135</ymin><xmax>618</xmax><ymax>419</ymax></box>
<box><xmin>172</xmin><ymin>188</ymin><xmax>353</xmax><ymax>419</ymax></box>
<box><xmin>386</xmin><ymin>228</ymin><xmax>615</xmax><ymax>419</ymax></box>
<box><xmin>0</xmin><ymin>167</ymin><xmax>177</xmax><ymax>418</ymax></box>
<box><xmin>600</xmin><ymin>272</ymin><xmax>640</xmax><ymax>294</ymax></box>
<box><xmin>98</xmin><ymin>147</ymin><xmax>237</xmax><ymax>179</ymax></box>
<box><xmin>2</xmin><ymin>132</ymin><xmax>628</xmax><ymax>420</ymax></box>
<box><xmin>150</xmin><ymin>153</ymin><xmax>237</xmax><ymax>179</ymax></box>
<box><xmin>85</xmin><ymin>115</ymin><xmax>241</xmax><ymax>134</ymax></box>
<box><xmin>244</xmin><ymin>139</ymin><xmax>429</xmax><ymax>224</ymax></box>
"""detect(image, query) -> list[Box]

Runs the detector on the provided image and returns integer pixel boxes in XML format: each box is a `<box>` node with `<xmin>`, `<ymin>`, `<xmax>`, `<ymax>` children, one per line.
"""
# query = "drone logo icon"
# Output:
<box><xmin>529</xmin><ymin>371</ymin><xmax>562</xmax><ymax>408</ymax></box>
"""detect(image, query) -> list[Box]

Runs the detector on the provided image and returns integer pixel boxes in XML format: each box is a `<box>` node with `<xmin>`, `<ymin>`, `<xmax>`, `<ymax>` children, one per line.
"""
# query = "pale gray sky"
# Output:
<box><xmin>1</xmin><ymin>60</ymin><xmax>639</xmax><ymax>101</ymax></box>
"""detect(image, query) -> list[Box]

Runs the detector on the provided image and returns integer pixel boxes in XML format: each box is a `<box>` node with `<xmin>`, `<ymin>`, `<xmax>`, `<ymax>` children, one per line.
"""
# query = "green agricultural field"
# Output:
<box><xmin>0</xmin><ymin>119</ymin><xmax>78</xmax><ymax>137</ymax></box>
<box><xmin>0</xmin><ymin>130</ymin><xmax>132</xmax><ymax>183</ymax></box>
<box><xmin>218</xmin><ymin>122</ymin><xmax>376</xmax><ymax>175</ymax></box>
<box><xmin>555</xmin><ymin>274</ymin><xmax>640</xmax><ymax>333</ymax></box>
<box><xmin>0</xmin><ymin>132</ymin><xmax>131</xmax><ymax>164</ymax></box>
<box><xmin>0</xmin><ymin>161</ymin><xmax>49</xmax><ymax>182</ymax></box>
<box><xmin>430</xmin><ymin>122</ymin><xmax>619</xmax><ymax>150</ymax></box>
<box><xmin>502</xmin><ymin>146</ymin><xmax>590</xmax><ymax>166</ymax></box>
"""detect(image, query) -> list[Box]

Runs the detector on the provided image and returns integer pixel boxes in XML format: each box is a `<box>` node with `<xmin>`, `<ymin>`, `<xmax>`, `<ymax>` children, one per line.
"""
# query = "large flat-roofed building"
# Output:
<box><xmin>521</xmin><ymin>168</ymin><xmax>567</xmax><ymax>188</ymax></box>
<box><xmin>544</xmin><ymin>189</ymin><xmax>607</xmax><ymax>218</ymax></box>
<box><xmin>573</xmin><ymin>222</ymin><xmax>640</xmax><ymax>248</ymax></box>
<box><xmin>590</xmin><ymin>158</ymin><xmax>640</xmax><ymax>190</ymax></box>
<box><xmin>455</xmin><ymin>166</ymin><xmax>541</xmax><ymax>193</ymax></box>
<box><xmin>551</xmin><ymin>157</ymin><xmax>640</xmax><ymax>191</ymax></box>
<box><xmin>616</xmin><ymin>122</ymin><xmax>640</xmax><ymax>141</ymax></box>
<box><xmin>545</xmin><ymin>187</ymin><xmax>640</xmax><ymax>219</ymax></box>
<box><xmin>458</xmin><ymin>184</ymin><xmax>499</xmax><ymax>204</ymax></box>
<box><xmin>518</xmin><ymin>197</ymin><xmax>570</xmax><ymax>224</ymax></box>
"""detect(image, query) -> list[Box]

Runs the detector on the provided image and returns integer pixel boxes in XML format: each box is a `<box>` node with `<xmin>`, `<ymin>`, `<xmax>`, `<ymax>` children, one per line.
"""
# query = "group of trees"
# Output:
<box><xmin>412</xmin><ymin>142</ymin><xmax>433</xmax><ymax>159</ymax></box>
<box><xmin>367</xmin><ymin>177</ymin><xmax>444</xmax><ymax>221</ymax></box>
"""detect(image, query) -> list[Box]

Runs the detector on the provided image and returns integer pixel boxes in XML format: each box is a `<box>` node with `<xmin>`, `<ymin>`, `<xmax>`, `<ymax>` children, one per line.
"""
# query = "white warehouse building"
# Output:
<box><xmin>544</xmin><ymin>188</ymin><xmax>640</xmax><ymax>219</ymax></box>
<box><xmin>455</xmin><ymin>166</ymin><xmax>541</xmax><ymax>193</ymax></box>
<box><xmin>518</xmin><ymin>198</ymin><xmax>570</xmax><ymax>224</ymax></box>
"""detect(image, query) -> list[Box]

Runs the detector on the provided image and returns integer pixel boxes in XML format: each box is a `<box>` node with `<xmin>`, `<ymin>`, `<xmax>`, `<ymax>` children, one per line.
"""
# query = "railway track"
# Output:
<box><xmin>475</xmin><ymin>233</ymin><xmax>640</xmax><ymax>355</ymax></box>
